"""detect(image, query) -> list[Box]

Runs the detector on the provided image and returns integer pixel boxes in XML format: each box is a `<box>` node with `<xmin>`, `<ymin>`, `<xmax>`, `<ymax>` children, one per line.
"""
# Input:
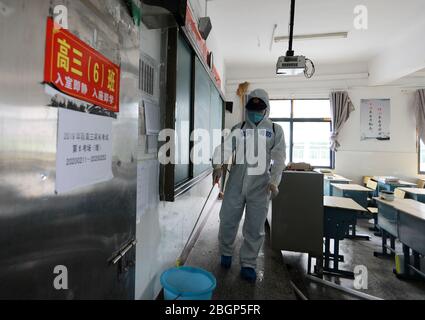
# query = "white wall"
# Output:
<box><xmin>225</xmin><ymin>62</ymin><xmax>425</xmax><ymax>184</ymax></box>
<box><xmin>224</xmin><ymin>92</ymin><xmax>244</xmax><ymax>130</ymax></box>
<box><xmin>336</xmin><ymin>87</ymin><xmax>418</xmax><ymax>184</ymax></box>
<box><xmin>135</xmin><ymin>177</ymin><xmax>219</xmax><ymax>300</ymax></box>
<box><xmin>135</xmin><ymin>21</ymin><xmax>225</xmax><ymax>300</ymax></box>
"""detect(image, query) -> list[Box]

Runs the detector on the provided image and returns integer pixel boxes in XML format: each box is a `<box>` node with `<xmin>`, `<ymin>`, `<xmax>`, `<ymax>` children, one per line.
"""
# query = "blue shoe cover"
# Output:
<box><xmin>221</xmin><ymin>256</ymin><xmax>232</xmax><ymax>269</ymax></box>
<box><xmin>240</xmin><ymin>267</ymin><xmax>257</xmax><ymax>282</ymax></box>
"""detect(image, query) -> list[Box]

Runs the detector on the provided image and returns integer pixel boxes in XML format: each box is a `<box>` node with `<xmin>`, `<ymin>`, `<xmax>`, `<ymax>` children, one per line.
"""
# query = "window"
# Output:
<box><xmin>419</xmin><ymin>140</ymin><xmax>425</xmax><ymax>174</ymax></box>
<box><xmin>270</xmin><ymin>99</ymin><xmax>334</xmax><ymax>168</ymax></box>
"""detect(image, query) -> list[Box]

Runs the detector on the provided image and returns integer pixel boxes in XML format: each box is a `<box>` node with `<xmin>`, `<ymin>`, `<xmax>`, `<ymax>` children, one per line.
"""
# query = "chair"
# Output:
<box><xmin>367</xmin><ymin>180</ymin><xmax>378</xmax><ymax>191</ymax></box>
<box><xmin>418</xmin><ymin>179</ymin><xmax>425</xmax><ymax>189</ymax></box>
<box><xmin>366</xmin><ymin>180</ymin><xmax>378</xmax><ymax>203</ymax></box>
<box><xmin>366</xmin><ymin>180</ymin><xmax>379</xmax><ymax>232</ymax></box>
<box><xmin>363</xmin><ymin>176</ymin><xmax>373</xmax><ymax>187</ymax></box>
<box><xmin>394</xmin><ymin>188</ymin><xmax>406</xmax><ymax>199</ymax></box>
<box><xmin>368</xmin><ymin>208</ymin><xmax>379</xmax><ymax>232</ymax></box>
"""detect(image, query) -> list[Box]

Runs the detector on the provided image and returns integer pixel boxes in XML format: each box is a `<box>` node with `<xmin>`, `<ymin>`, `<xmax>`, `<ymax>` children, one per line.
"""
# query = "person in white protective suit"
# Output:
<box><xmin>212</xmin><ymin>88</ymin><xmax>286</xmax><ymax>282</ymax></box>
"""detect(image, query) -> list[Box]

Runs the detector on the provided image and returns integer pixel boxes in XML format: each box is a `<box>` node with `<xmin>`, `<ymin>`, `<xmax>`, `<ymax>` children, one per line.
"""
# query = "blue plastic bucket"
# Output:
<box><xmin>160</xmin><ymin>266</ymin><xmax>216</xmax><ymax>300</ymax></box>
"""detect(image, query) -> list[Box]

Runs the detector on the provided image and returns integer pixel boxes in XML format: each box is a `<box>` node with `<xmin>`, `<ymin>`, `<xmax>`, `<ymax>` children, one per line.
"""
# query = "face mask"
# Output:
<box><xmin>248</xmin><ymin>111</ymin><xmax>265</xmax><ymax>124</ymax></box>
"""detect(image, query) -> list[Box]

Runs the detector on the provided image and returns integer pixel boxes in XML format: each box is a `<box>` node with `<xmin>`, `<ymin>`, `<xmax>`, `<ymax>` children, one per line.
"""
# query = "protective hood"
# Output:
<box><xmin>245</xmin><ymin>89</ymin><xmax>271</xmax><ymax>125</ymax></box>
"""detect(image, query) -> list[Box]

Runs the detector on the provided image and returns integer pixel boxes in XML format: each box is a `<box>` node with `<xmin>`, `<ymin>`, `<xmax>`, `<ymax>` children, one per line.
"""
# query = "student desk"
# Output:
<box><xmin>398</xmin><ymin>188</ymin><xmax>425</xmax><ymax>204</ymax></box>
<box><xmin>372</xmin><ymin>176</ymin><xmax>417</xmax><ymax>196</ymax></box>
<box><xmin>395</xmin><ymin>200</ymin><xmax>425</xmax><ymax>280</ymax></box>
<box><xmin>331</xmin><ymin>184</ymin><xmax>371</xmax><ymax>240</ymax></box>
<box><xmin>331</xmin><ymin>184</ymin><xmax>370</xmax><ymax>208</ymax></box>
<box><xmin>374</xmin><ymin>198</ymin><xmax>425</xmax><ymax>280</ymax></box>
<box><xmin>373</xmin><ymin>198</ymin><xmax>403</xmax><ymax>258</ymax></box>
<box><xmin>318</xmin><ymin>196</ymin><xmax>368</xmax><ymax>278</ymax></box>
<box><xmin>323</xmin><ymin>175</ymin><xmax>352</xmax><ymax>196</ymax></box>
<box><xmin>374</xmin><ymin>197</ymin><xmax>406</xmax><ymax>237</ymax></box>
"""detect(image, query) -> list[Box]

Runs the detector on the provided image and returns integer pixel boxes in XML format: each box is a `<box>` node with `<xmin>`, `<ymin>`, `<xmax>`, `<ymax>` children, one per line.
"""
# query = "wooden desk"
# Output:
<box><xmin>317</xmin><ymin>197</ymin><xmax>367</xmax><ymax>278</ymax></box>
<box><xmin>374</xmin><ymin>198</ymin><xmax>425</xmax><ymax>280</ymax></box>
<box><xmin>374</xmin><ymin>197</ymin><xmax>425</xmax><ymax>221</ymax></box>
<box><xmin>374</xmin><ymin>197</ymin><xmax>406</xmax><ymax>238</ymax></box>
<box><xmin>373</xmin><ymin>197</ymin><xmax>406</xmax><ymax>258</ymax></box>
<box><xmin>331</xmin><ymin>184</ymin><xmax>372</xmax><ymax>240</ymax></box>
<box><xmin>398</xmin><ymin>188</ymin><xmax>425</xmax><ymax>203</ymax></box>
<box><xmin>372</xmin><ymin>176</ymin><xmax>417</xmax><ymax>195</ymax></box>
<box><xmin>395</xmin><ymin>200</ymin><xmax>425</xmax><ymax>280</ymax></box>
<box><xmin>324</xmin><ymin>175</ymin><xmax>352</xmax><ymax>196</ymax></box>
<box><xmin>331</xmin><ymin>184</ymin><xmax>371</xmax><ymax>209</ymax></box>
<box><xmin>331</xmin><ymin>184</ymin><xmax>371</xmax><ymax>191</ymax></box>
<box><xmin>324</xmin><ymin>196</ymin><xmax>367</xmax><ymax>212</ymax></box>
<box><xmin>395</xmin><ymin>200</ymin><xmax>425</xmax><ymax>253</ymax></box>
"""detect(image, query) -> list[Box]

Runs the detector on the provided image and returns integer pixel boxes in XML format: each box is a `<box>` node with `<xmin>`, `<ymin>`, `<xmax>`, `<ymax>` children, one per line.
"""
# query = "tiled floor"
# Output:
<box><xmin>285</xmin><ymin>219</ymin><xmax>425</xmax><ymax>300</ymax></box>
<box><xmin>185</xmin><ymin>201</ymin><xmax>296</xmax><ymax>300</ymax></box>
<box><xmin>186</xmin><ymin>200</ymin><xmax>425</xmax><ymax>300</ymax></box>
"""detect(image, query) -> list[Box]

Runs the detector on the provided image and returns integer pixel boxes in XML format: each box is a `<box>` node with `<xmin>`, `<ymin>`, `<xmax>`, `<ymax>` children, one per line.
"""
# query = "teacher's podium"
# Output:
<box><xmin>267</xmin><ymin>171</ymin><xmax>324</xmax><ymax>259</ymax></box>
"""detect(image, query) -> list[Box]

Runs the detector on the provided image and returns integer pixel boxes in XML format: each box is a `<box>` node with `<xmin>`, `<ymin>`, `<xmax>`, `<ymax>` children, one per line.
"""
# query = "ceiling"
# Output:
<box><xmin>206</xmin><ymin>0</ymin><xmax>425</xmax><ymax>67</ymax></box>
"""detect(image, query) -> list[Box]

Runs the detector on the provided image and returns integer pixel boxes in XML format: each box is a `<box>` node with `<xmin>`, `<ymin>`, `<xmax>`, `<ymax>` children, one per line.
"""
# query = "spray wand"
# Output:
<box><xmin>175</xmin><ymin>182</ymin><xmax>218</xmax><ymax>267</ymax></box>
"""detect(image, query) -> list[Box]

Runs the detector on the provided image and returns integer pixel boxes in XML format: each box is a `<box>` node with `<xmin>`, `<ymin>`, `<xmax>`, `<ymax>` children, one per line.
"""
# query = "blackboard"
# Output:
<box><xmin>193</xmin><ymin>57</ymin><xmax>223</xmax><ymax>177</ymax></box>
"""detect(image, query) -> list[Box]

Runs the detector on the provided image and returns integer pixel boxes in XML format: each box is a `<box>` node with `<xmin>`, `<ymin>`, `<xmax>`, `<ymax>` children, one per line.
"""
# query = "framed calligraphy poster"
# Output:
<box><xmin>361</xmin><ymin>99</ymin><xmax>391</xmax><ymax>141</ymax></box>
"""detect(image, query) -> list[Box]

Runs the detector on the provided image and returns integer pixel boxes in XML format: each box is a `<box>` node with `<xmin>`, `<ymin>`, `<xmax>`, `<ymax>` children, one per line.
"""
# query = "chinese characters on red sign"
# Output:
<box><xmin>44</xmin><ymin>17</ymin><xmax>120</xmax><ymax>113</ymax></box>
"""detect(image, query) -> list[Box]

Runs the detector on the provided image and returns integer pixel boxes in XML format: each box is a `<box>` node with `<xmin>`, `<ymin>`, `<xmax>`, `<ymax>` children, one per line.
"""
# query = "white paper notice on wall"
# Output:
<box><xmin>144</xmin><ymin>100</ymin><xmax>161</xmax><ymax>135</ymax></box>
<box><xmin>360</xmin><ymin>99</ymin><xmax>391</xmax><ymax>141</ymax></box>
<box><xmin>56</xmin><ymin>108</ymin><xmax>114</xmax><ymax>194</ymax></box>
<box><xmin>147</xmin><ymin>135</ymin><xmax>158</xmax><ymax>154</ymax></box>
<box><xmin>137</xmin><ymin>159</ymin><xmax>160</xmax><ymax>224</ymax></box>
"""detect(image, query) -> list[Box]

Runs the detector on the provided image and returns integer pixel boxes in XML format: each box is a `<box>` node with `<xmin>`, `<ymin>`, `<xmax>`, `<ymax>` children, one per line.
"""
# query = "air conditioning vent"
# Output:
<box><xmin>139</xmin><ymin>54</ymin><xmax>157</xmax><ymax>99</ymax></box>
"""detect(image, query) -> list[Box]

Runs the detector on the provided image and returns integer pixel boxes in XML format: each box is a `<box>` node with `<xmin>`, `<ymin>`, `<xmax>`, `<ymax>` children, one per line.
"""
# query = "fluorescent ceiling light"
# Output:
<box><xmin>274</xmin><ymin>32</ymin><xmax>348</xmax><ymax>43</ymax></box>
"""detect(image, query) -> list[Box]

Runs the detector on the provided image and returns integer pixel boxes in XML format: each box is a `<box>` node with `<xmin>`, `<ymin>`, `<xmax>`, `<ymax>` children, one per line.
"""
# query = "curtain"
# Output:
<box><xmin>414</xmin><ymin>89</ymin><xmax>425</xmax><ymax>143</ymax></box>
<box><xmin>330</xmin><ymin>91</ymin><xmax>355</xmax><ymax>152</ymax></box>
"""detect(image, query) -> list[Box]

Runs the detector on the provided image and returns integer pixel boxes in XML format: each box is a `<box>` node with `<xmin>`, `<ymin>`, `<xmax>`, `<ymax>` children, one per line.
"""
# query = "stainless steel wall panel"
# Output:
<box><xmin>0</xmin><ymin>0</ymin><xmax>139</xmax><ymax>299</ymax></box>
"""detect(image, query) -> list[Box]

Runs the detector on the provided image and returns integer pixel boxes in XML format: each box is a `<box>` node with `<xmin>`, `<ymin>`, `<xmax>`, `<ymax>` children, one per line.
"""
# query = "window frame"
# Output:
<box><xmin>270</xmin><ymin>99</ymin><xmax>335</xmax><ymax>169</ymax></box>
<box><xmin>418</xmin><ymin>137</ymin><xmax>425</xmax><ymax>174</ymax></box>
<box><xmin>161</xmin><ymin>28</ymin><xmax>225</xmax><ymax>202</ymax></box>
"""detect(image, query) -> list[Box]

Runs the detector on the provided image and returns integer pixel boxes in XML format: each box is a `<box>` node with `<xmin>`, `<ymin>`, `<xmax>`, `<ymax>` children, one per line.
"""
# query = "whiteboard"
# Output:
<box><xmin>144</xmin><ymin>100</ymin><xmax>161</xmax><ymax>135</ymax></box>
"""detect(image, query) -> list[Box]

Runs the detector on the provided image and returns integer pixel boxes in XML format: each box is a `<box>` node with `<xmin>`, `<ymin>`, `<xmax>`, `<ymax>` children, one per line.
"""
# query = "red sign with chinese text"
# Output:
<box><xmin>44</xmin><ymin>17</ymin><xmax>120</xmax><ymax>113</ymax></box>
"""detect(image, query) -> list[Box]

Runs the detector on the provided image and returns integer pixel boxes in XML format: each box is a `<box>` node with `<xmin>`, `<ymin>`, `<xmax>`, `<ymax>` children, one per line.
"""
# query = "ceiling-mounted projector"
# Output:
<box><xmin>276</xmin><ymin>0</ymin><xmax>315</xmax><ymax>78</ymax></box>
<box><xmin>276</xmin><ymin>55</ymin><xmax>306</xmax><ymax>76</ymax></box>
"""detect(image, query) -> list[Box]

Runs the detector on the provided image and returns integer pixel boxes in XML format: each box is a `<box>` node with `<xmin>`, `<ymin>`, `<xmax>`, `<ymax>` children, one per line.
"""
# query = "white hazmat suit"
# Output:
<box><xmin>212</xmin><ymin>89</ymin><xmax>286</xmax><ymax>269</ymax></box>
